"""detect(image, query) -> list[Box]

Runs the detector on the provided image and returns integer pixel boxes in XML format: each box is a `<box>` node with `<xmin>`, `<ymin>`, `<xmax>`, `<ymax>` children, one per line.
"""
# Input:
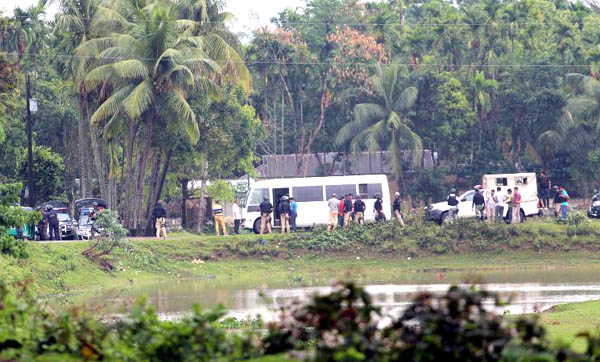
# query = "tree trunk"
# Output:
<box><xmin>132</xmin><ymin>118</ymin><xmax>154</xmax><ymax>234</ymax></box>
<box><xmin>78</xmin><ymin>92</ymin><xmax>90</xmax><ymax>198</ymax></box>
<box><xmin>180</xmin><ymin>177</ymin><xmax>189</xmax><ymax>229</ymax></box>
<box><xmin>194</xmin><ymin>160</ymin><xmax>210</xmax><ymax>233</ymax></box>
<box><xmin>123</xmin><ymin>121</ymin><xmax>137</xmax><ymax>230</ymax></box>
<box><xmin>89</xmin><ymin>126</ymin><xmax>109</xmax><ymax>205</ymax></box>
<box><xmin>143</xmin><ymin>150</ymin><xmax>161</xmax><ymax>236</ymax></box>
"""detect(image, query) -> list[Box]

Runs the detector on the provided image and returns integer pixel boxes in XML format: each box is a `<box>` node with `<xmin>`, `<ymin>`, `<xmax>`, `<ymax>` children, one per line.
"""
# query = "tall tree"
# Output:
<box><xmin>335</xmin><ymin>64</ymin><xmax>422</xmax><ymax>186</ymax></box>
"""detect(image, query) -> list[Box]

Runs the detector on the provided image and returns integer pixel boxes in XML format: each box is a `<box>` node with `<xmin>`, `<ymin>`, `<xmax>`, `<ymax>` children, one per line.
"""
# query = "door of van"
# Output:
<box><xmin>272</xmin><ymin>188</ymin><xmax>290</xmax><ymax>226</ymax></box>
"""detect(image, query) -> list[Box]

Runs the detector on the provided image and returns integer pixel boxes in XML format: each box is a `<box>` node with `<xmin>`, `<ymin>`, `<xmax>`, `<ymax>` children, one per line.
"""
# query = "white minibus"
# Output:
<box><xmin>243</xmin><ymin>175</ymin><xmax>391</xmax><ymax>233</ymax></box>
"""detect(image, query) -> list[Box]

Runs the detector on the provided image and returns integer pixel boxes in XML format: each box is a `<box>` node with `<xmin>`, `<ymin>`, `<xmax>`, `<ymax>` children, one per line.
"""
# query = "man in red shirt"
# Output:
<box><xmin>512</xmin><ymin>186</ymin><xmax>522</xmax><ymax>224</ymax></box>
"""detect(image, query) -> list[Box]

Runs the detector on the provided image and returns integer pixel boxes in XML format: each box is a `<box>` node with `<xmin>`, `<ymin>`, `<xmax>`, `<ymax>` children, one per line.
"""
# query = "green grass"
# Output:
<box><xmin>539</xmin><ymin>300</ymin><xmax>600</xmax><ymax>353</ymax></box>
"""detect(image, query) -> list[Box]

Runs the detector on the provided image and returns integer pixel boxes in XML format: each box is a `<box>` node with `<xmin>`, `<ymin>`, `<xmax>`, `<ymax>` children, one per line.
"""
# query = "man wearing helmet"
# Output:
<box><xmin>259</xmin><ymin>196</ymin><xmax>273</xmax><ymax>234</ymax></box>
<box><xmin>45</xmin><ymin>206</ymin><xmax>61</xmax><ymax>241</ymax></box>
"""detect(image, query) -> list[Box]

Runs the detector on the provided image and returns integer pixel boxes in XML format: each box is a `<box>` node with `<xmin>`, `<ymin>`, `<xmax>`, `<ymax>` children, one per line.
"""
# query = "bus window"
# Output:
<box><xmin>248</xmin><ymin>188</ymin><xmax>269</xmax><ymax>205</ymax></box>
<box><xmin>325</xmin><ymin>185</ymin><xmax>356</xmax><ymax>198</ymax></box>
<box><xmin>496</xmin><ymin>178</ymin><xmax>508</xmax><ymax>186</ymax></box>
<box><xmin>293</xmin><ymin>186</ymin><xmax>324</xmax><ymax>202</ymax></box>
<box><xmin>359</xmin><ymin>183</ymin><xmax>383</xmax><ymax>199</ymax></box>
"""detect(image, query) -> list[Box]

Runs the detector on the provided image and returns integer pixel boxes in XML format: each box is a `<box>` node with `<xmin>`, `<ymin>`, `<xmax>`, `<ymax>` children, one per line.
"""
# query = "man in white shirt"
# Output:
<box><xmin>327</xmin><ymin>193</ymin><xmax>339</xmax><ymax>231</ymax></box>
<box><xmin>494</xmin><ymin>187</ymin><xmax>506</xmax><ymax>221</ymax></box>
<box><xmin>232</xmin><ymin>199</ymin><xmax>242</xmax><ymax>234</ymax></box>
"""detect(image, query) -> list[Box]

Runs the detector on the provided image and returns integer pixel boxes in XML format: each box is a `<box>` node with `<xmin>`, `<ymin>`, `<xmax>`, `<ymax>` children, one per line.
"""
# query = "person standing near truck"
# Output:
<box><xmin>512</xmin><ymin>187</ymin><xmax>522</xmax><ymax>224</ymax></box>
<box><xmin>486</xmin><ymin>189</ymin><xmax>496</xmax><ymax>223</ymax></box>
<box><xmin>494</xmin><ymin>187</ymin><xmax>506</xmax><ymax>222</ymax></box>
<box><xmin>473</xmin><ymin>187</ymin><xmax>486</xmax><ymax>221</ymax></box>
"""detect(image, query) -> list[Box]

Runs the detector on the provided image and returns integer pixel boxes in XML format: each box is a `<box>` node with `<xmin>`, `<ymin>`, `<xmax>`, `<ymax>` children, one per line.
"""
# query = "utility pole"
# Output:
<box><xmin>25</xmin><ymin>74</ymin><xmax>35</xmax><ymax>207</ymax></box>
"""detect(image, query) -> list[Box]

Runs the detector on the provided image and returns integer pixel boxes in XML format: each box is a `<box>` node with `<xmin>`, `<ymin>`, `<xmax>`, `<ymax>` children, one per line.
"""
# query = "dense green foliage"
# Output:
<box><xmin>2</xmin><ymin>0</ymin><xmax>600</xmax><ymax>234</ymax></box>
<box><xmin>0</xmin><ymin>183</ymin><xmax>35</xmax><ymax>258</ymax></box>
<box><xmin>2</xmin><ymin>279</ymin><xmax>600</xmax><ymax>360</ymax></box>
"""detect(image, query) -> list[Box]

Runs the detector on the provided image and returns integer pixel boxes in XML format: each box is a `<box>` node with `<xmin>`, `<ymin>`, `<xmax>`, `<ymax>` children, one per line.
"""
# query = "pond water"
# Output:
<box><xmin>86</xmin><ymin>266</ymin><xmax>600</xmax><ymax>321</ymax></box>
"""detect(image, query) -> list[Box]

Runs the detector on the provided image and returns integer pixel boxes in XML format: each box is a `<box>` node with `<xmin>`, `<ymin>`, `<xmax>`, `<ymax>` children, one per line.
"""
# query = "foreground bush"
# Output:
<box><xmin>3</xmin><ymin>282</ymin><xmax>600</xmax><ymax>361</ymax></box>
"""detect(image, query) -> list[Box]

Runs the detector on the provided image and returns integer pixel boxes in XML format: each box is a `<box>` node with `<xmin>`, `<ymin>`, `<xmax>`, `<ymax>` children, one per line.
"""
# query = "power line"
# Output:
<box><xmin>0</xmin><ymin>51</ymin><xmax>594</xmax><ymax>68</ymax></box>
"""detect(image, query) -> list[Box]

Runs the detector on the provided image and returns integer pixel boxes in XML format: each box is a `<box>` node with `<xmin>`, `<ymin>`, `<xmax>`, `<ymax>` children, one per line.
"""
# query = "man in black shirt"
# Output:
<box><xmin>152</xmin><ymin>201</ymin><xmax>168</xmax><ymax>238</ymax></box>
<box><xmin>473</xmin><ymin>188</ymin><xmax>485</xmax><ymax>221</ymax></box>
<box><xmin>392</xmin><ymin>192</ymin><xmax>405</xmax><ymax>227</ymax></box>
<box><xmin>46</xmin><ymin>206</ymin><xmax>61</xmax><ymax>241</ymax></box>
<box><xmin>374</xmin><ymin>193</ymin><xmax>385</xmax><ymax>222</ymax></box>
<box><xmin>279</xmin><ymin>196</ymin><xmax>291</xmax><ymax>234</ymax></box>
<box><xmin>447</xmin><ymin>188</ymin><xmax>459</xmax><ymax>220</ymax></box>
<box><xmin>353</xmin><ymin>196</ymin><xmax>366</xmax><ymax>225</ymax></box>
<box><xmin>259</xmin><ymin>196</ymin><xmax>273</xmax><ymax>234</ymax></box>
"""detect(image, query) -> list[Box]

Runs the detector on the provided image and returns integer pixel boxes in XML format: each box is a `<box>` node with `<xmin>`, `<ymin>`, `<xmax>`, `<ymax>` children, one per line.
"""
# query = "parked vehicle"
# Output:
<box><xmin>74</xmin><ymin>198</ymin><xmax>108</xmax><ymax>240</ymax></box>
<box><xmin>38</xmin><ymin>201</ymin><xmax>77</xmax><ymax>240</ymax></box>
<box><xmin>588</xmin><ymin>192</ymin><xmax>600</xmax><ymax>219</ymax></box>
<box><xmin>8</xmin><ymin>206</ymin><xmax>35</xmax><ymax>240</ymax></box>
<box><xmin>243</xmin><ymin>175</ymin><xmax>391</xmax><ymax>234</ymax></box>
<box><xmin>426</xmin><ymin>173</ymin><xmax>540</xmax><ymax>224</ymax></box>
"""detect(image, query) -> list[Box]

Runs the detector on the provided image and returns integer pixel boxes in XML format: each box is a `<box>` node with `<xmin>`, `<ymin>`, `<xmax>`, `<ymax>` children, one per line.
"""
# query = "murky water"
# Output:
<box><xmin>86</xmin><ymin>266</ymin><xmax>600</xmax><ymax>321</ymax></box>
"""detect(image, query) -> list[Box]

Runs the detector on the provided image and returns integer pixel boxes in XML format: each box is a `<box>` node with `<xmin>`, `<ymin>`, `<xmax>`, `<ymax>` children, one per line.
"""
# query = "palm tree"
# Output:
<box><xmin>77</xmin><ymin>0</ymin><xmax>224</xmax><ymax>231</ymax></box>
<box><xmin>335</xmin><ymin>65</ymin><xmax>421</xmax><ymax>185</ymax></box>
<box><xmin>471</xmin><ymin>70</ymin><xmax>497</xmax><ymax>149</ymax></box>
<box><xmin>54</xmin><ymin>0</ymin><xmax>100</xmax><ymax>199</ymax></box>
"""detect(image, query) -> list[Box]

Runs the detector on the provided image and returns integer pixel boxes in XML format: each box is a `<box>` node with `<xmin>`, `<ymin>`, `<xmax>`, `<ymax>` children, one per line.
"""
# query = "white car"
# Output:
<box><xmin>425</xmin><ymin>190</ymin><xmax>482</xmax><ymax>224</ymax></box>
<box><xmin>425</xmin><ymin>172</ymin><xmax>541</xmax><ymax>224</ymax></box>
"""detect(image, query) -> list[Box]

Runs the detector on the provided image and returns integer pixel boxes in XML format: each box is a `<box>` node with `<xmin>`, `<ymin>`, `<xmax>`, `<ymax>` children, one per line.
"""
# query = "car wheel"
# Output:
<box><xmin>439</xmin><ymin>212</ymin><xmax>449</xmax><ymax>225</ymax></box>
<box><xmin>520</xmin><ymin>209</ymin><xmax>526</xmax><ymax>223</ymax></box>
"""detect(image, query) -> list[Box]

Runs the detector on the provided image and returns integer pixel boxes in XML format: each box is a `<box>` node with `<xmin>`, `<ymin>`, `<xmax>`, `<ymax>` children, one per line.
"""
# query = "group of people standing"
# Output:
<box><xmin>469</xmin><ymin>186</ymin><xmax>522</xmax><ymax>223</ymax></box>
<box><xmin>258</xmin><ymin>196</ymin><xmax>297</xmax><ymax>235</ymax></box>
<box><xmin>327</xmin><ymin>192</ymin><xmax>405</xmax><ymax>231</ymax></box>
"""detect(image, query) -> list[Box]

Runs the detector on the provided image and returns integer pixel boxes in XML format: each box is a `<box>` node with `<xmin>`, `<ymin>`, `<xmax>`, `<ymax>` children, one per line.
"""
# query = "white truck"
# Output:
<box><xmin>425</xmin><ymin>172</ymin><xmax>540</xmax><ymax>224</ymax></box>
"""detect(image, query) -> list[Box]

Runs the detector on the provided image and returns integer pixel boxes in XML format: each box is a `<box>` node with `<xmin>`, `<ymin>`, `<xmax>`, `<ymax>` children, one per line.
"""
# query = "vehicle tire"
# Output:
<box><xmin>439</xmin><ymin>212</ymin><xmax>449</xmax><ymax>225</ymax></box>
<box><xmin>520</xmin><ymin>209</ymin><xmax>526</xmax><ymax>223</ymax></box>
<box><xmin>253</xmin><ymin>218</ymin><xmax>269</xmax><ymax>234</ymax></box>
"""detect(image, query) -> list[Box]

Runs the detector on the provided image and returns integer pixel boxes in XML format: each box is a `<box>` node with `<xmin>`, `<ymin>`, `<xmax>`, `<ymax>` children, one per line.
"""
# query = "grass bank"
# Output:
<box><xmin>2</xmin><ymin>218</ymin><xmax>600</xmax><ymax>299</ymax></box>
<box><xmin>539</xmin><ymin>300</ymin><xmax>600</xmax><ymax>353</ymax></box>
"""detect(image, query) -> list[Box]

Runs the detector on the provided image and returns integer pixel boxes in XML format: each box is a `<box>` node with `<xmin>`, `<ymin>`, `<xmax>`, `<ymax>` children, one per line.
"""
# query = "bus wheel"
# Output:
<box><xmin>253</xmin><ymin>219</ymin><xmax>268</xmax><ymax>234</ymax></box>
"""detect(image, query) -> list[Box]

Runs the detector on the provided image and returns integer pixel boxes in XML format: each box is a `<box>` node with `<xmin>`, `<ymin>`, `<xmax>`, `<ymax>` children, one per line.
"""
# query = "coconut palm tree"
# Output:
<box><xmin>471</xmin><ymin>70</ymin><xmax>497</xmax><ymax>149</ymax></box>
<box><xmin>54</xmin><ymin>0</ymin><xmax>100</xmax><ymax>199</ymax></box>
<box><xmin>335</xmin><ymin>64</ymin><xmax>421</xmax><ymax>185</ymax></box>
<box><xmin>76</xmin><ymin>0</ymin><xmax>223</xmax><ymax>230</ymax></box>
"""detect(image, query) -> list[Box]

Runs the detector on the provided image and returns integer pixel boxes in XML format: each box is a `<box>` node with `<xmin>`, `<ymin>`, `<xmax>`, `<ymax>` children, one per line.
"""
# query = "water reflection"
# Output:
<box><xmin>86</xmin><ymin>266</ymin><xmax>600</xmax><ymax>321</ymax></box>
